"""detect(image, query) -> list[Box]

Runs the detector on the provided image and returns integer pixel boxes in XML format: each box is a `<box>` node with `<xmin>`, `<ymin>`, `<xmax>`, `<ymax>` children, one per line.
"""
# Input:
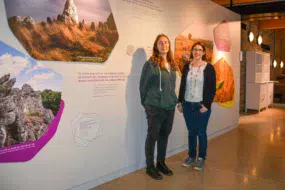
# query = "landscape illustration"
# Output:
<box><xmin>174</xmin><ymin>22</ymin><xmax>235</xmax><ymax>108</ymax></box>
<box><xmin>0</xmin><ymin>41</ymin><xmax>63</xmax><ymax>149</ymax></box>
<box><xmin>175</xmin><ymin>33</ymin><xmax>213</xmax><ymax>73</ymax></box>
<box><xmin>4</xmin><ymin>0</ymin><xmax>119</xmax><ymax>63</ymax></box>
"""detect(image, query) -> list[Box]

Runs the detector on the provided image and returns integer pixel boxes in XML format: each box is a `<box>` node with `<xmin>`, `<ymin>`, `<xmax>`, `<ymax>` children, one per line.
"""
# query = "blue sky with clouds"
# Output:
<box><xmin>4</xmin><ymin>0</ymin><xmax>112</xmax><ymax>23</ymax></box>
<box><xmin>0</xmin><ymin>41</ymin><xmax>62</xmax><ymax>92</ymax></box>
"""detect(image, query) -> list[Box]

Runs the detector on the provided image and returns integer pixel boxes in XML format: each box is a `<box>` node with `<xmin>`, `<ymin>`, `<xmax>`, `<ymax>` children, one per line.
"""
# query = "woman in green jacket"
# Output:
<box><xmin>139</xmin><ymin>34</ymin><xmax>177</xmax><ymax>180</ymax></box>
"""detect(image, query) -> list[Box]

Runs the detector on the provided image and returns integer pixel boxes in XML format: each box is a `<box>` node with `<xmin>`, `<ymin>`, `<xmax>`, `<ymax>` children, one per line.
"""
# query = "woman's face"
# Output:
<box><xmin>157</xmin><ymin>36</ymin><xmax>169</xmax><ymax>56</ymax></box>
<box><xmin>192</xmin><ymin>44</ymin><xmax>205</xmax><ymax>60</ymax></box>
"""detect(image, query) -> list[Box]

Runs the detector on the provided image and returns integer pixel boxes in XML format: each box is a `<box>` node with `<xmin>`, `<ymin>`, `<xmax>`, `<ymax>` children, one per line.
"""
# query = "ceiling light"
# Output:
<box><xmin>281</xmin><ymin>61</ymin><xmax>284</xmax><ymax>68</ymax></box>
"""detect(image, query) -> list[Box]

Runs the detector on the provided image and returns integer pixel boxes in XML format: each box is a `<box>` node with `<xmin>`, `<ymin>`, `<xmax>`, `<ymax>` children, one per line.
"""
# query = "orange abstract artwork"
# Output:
<box><xmin>213</xmin><ymin>57</ymin><xmax>235</xmax><ymax>107</ymax></box>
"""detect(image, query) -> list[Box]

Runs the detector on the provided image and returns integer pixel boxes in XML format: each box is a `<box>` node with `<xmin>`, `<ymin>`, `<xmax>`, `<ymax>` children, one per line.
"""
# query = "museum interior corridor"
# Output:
<box><xmin>91</xmin><ymin>106</ymin><xmax>285</xmax><ymax>190</ymax></box>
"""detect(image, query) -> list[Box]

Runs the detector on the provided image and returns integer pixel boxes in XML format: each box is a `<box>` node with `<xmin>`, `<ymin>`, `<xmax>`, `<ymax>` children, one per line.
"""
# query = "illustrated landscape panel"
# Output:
<box><xmin>0</xmin><ymin>41</ymin><xmax>64</xmax><ymax>162</ymax></box>
<box><xmin>4</xmin><ymin>0</ymin><xmax>119</xmax><ymax>63</ymax></box>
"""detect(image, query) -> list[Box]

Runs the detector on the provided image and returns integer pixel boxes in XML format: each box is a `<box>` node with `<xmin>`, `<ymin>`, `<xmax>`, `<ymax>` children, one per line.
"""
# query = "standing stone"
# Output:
<box><xmin>91</xmin><ymin>22</ymin><xmax>95</xmax><ymax>30</ymax></box>
<box><xmin>79</xmin><ymin>21</ymin><xmax>84</xmax><ymax>30</ymax></box>
<box><xmin>63</xmin><ymin>0</ymin><xmax>79</xmax><ymax>24</ymax></box>
<box><xmin>107</xmin><ymin>13</ymin><xmax>116</xmax><ymax>30</ymax></box>
<box><xmin>47</xmin><ymin>17</ymin><xmax>52</xmax><ymax>24</ymax></box>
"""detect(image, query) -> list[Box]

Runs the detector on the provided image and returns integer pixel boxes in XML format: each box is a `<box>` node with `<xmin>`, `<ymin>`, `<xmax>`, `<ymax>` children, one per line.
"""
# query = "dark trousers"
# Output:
<box><xmin>182</xmin><ymin>102</ymin><xmax>211</xmax><ymax>160</ymax></box>
<box><xmin>144</xmin><ymin>106</ymin><xmax>175</xmax><ymax>166</ymax></box>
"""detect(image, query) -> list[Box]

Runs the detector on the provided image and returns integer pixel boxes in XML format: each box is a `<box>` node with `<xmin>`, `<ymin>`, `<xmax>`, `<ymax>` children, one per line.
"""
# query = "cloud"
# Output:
<box><xmin>25</xmin><ymin>72</ymin><xmax>62</xmax><ymax>91</ymax></box>
<box><xmin>76</xmin><ymin>0</ymin><xmax>112</xmax><ymax>22</ymax></box>
<box><xmin>0</xmin><ymin>53</ymin><xmax>29</xmax><ymax>77</ymax></box>
<box><xmin>5</xmin><ymin>0</ymin><xmax>62</xmax><ymax>21</ymax></box>
<box><xmin>27</xmin><ymin>72</ymin><xmax>56</xmax><ymax>82</ymax></box>
<box><xmin>25</xmin><ymin>61</ymin><xmax>45</xmax><ymax>75</ymax></box>
<box><xmin>48</xmin><ymin>0</ymin><xmax>65</xmax><ymax>6</ymax></box>
<box><xmin>4</xmin><ymin>0</ymin><xmax>112</xmax><ymax>22</ymax></box>
<box><xmin>0</xmin><ymin>41</ymin><xmax>63</xmax><ymax>92</ymax></box>
<box><xmin>32</xmin><ymin>80</ymin><xmax>62</xmax><ymax>91</ymax></box>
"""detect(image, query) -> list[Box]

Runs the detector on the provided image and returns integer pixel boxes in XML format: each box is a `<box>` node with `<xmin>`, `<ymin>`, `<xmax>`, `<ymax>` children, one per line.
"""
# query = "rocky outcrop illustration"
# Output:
<box><xmin>4</xmin><ymin>0</ymin><xmax>119</xmax><ymax>63</ymax></box>
<box><xmin>0</xmin><ymin>74</ymin><xmax>54</xmax><ymax>148</ymax></box>
<box><xmin>8</xmin><ymin>16</ymin><xmax>36</xmax><ymax>29</ymax></box>
<box><xmin>213</xmin><ymin>58</ymin><xmax>235</xmax><ymax>108</ymax></box>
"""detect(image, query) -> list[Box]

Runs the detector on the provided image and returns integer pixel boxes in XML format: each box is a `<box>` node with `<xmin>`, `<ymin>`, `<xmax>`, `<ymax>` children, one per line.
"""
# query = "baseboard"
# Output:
<box><xmin>273</xmin><ymin>103</ymin><xmax>285</xmax><ymax>107</ymax></box>
<box><xmin>68</xmin><ymin>125</ymin><xmax>237</xmax><ymax>190</ymax></box>
<box><xmin>68</xmin><ymin>145</ymin><xmax>189</xmax><ymax>190</ymax></box>
<box><xmin>208</xmin><ymin>124</ymin><xmax>238</xmax><ymax>140</ymax></box>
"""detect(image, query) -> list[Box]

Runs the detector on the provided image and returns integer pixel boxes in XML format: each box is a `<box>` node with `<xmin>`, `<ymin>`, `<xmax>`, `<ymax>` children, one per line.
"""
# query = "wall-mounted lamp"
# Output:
<box><xmin>257</xmin><ymin>35</ymin><xmax>262</xmax><ymax>45</ymax></box>
<box><xmin>273</xmin><ymin>60</ymin><xmax>277</xmax><ymax>68</ymax></box>
<box><xmin>249</xmin><ymin>32</ymin><xmax>254</xmax><ymax>42</ymax></box>
<box><xmin>257</xmin><ymin>21</ymin><xmax>262</xmax><ymax>46</ymax></box>
<box><xmin>280</xmin><ymin>40</ymin><xmax>284</xmax><ymax>68</ymax></box>
<box><xmin>273</xmin><ymin>30</ymin><xmax>277</xmax><ymax>68</ymax></box>
<box><xmin>248</xmin><ymin>22</ymin><xmax>254</xmax><ymax>42</ymax></box>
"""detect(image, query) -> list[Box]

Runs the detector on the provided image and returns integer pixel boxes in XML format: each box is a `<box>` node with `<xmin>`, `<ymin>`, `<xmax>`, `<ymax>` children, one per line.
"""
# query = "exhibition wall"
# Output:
<box><xmin>0</xmin><ymin>0</ymin><xmax>240</xmax><ymax>189</ymax></box>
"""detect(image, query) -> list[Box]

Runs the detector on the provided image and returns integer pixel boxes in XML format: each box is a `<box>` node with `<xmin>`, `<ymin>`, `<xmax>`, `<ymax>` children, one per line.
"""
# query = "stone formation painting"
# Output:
<box><xmin>175</xmin><ymin>21</ymin><xmax>235</xmax><ymax>108</ymax></box>
<box><xmin>175</xmin><ymin>24</ymin><xmax>213</xmax><ymax>74</ymax></box>
<box><xmin>4</xmin><ymin>0</ymin><xmax>119</xmax><ymax>63</ymax></box>
<box><xmin>0</xmin><ymin>41</ymin><xmax>64</xmax><ymax>162</ymax></box>
<box><xmin>212</xmin><ymin>21</ymin><xmax>235</xmax><ymax>108</ymax></box>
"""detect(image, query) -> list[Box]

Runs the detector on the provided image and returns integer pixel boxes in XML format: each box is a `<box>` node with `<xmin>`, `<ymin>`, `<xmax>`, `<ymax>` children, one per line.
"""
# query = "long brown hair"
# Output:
<box><xmin>190</xmin><ymin>42</ymin><xmax>207</xmax><ymax>61</ymax></box>
<box><xmin>151</xmin><ymin>34</ymin><xmax>177</xmax><ymax>71</ymax></box>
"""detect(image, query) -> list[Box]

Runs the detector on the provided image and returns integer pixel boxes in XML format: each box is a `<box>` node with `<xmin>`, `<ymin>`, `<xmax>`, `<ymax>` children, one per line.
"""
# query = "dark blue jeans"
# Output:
<box><xmin>182</xmin><ymin>102</ymin><xmax>211</xmax><ymax>160</ymax></box>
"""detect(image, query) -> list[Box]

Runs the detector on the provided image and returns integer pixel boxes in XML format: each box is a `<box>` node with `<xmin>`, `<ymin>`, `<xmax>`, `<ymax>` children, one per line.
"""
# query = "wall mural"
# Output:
<box><xmin>0</xmin><ymin>41</ymin><xmax>64</xmax><ymax>162</ymax></box>
<box><xmin>175</xmin><ymin>21</ymin><xmax>235</xmax><ymax>108</ymax></box>
<box><xmin>213</xmin><ymin>21</ymin><xmax>235</xmax><ymax>108</ymax></box>
<box><xmin>213</xmin><ymin>58</ymin><xmax>235</xmax><ymax>108</ymax></box>
<box><xmin>174</xmin><ymin>22</ymin><xmax>213</xmax><ymax>74</ymax></box>
<box><xmin>4</xmin><ymin>0</ymin><xmax>119</xmax><ymax>63</ymax></box>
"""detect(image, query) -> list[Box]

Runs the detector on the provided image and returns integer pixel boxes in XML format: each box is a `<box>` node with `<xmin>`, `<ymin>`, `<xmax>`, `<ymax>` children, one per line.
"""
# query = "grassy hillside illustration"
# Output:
<box><xmin>175</xmin><ymin>34</ymin><xmax>213</xmax><ymax>72</ymax></box>
<box><xmin>5</xmin><ymin>0</ymin><xmax>118</xmax><ymax>63</ymax></box>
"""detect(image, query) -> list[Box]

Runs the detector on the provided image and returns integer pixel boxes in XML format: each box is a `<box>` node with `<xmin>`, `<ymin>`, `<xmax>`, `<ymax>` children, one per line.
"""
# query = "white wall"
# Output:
<box><xmin>0</xmin><ymin>0</ymin><xmax>240</xmax><ymax>189</ymax></box>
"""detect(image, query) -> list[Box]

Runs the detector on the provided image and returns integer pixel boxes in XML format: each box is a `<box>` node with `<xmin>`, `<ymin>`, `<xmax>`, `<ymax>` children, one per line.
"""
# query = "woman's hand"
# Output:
<box><xmin>177</xmin><ymin>103</ymin><xmax>183</xmax><ymax>113</ymax></box>
<box><xmin>200</xmin><ymin>104</ymin><xmax>208</xmax><ymax>113</ymax></box>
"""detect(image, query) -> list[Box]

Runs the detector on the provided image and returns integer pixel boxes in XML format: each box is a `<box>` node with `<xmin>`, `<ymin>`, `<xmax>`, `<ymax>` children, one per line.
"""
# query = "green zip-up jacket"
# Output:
<box><xmin>139</xmin><ymin>59</ymin><xmax>177</xmax><ymax>110</ymax></box>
